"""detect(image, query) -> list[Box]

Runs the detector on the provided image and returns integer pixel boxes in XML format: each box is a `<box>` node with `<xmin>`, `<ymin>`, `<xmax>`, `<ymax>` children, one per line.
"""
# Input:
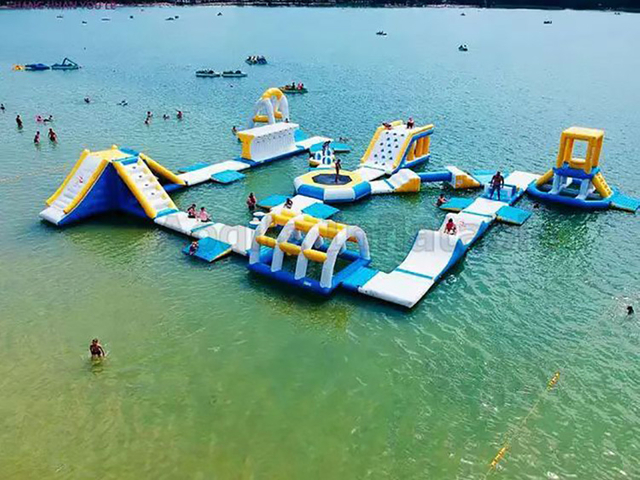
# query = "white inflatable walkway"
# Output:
<box><xmin>356</xmin><ymin>171</ymin><xmax>539</xmax><ymax>308</ymax></box>
<box><xmin>154</xmin><ymin>212</ymin><xmax>255</xmax><ymax>256</ymax></box>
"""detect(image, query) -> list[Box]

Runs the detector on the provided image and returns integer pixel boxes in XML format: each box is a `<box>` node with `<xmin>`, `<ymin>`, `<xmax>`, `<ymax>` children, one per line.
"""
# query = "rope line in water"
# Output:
<box><xmin>485</xmin><ymin>302</ymin><xmax>624</xmax><ymax>477</ymax></box>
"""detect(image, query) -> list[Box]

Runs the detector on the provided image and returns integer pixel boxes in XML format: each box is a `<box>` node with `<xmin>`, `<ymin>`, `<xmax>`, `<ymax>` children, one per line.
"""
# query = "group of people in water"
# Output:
<box><xmin>144</xmin><ymin>110</ymin><xmax>184</xmax><ymax>125</ymax></box>
<box><xmin>9</xmin><ymin>110</ymin><xmax>59</xmax><ymax>145</ymax></box>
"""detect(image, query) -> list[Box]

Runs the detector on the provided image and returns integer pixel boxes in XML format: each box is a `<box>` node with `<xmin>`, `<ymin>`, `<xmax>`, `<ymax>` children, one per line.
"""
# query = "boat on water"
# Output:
<box><xmin>51</xmin><ymin>58</ymin><xmax>80</xmax><ymax>71</ymax></box>
<box><xmin>376</xmin><ymin>31</ymin><xmax>387</xmax><ymax>36</ymax></box>
<box><xmin>543</xmin><ymin>20</ymin><xmax>553</xmax><ymax>24</ymax></box>
<box><xmin>25</xmin><ymin>63</ymin><xmax>50</xmax><ymax>71</ymax></box>
<box><xmin>245</xmin><ymin>56</ymin><xmax>267</xmax><ymax>65</ymax></box>
<box><xmin>280</xmin><ymin>86</ymin><xmax>308</xmax><ymax>94</ymax></box>
<box><xmin>458</xmin><ymin>44</ymin><xmax>469</xmax><ymax>52</ymax></box>
<box><xmin>221</xmin><ymin>70</ymin><xmax>247</xmax><ymax>78</ymax></box>
<box><xmin>196</xmin><ymin>70</ymin><xmax>220</xmax><ymax>78</ymax></box>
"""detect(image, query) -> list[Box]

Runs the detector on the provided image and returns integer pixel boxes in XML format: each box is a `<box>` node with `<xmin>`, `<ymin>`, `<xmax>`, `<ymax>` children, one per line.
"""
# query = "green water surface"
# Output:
<box><xmin>1</xmin><ymin>6</ymin><xmax>639</xmax><ymax>479</ymax></box>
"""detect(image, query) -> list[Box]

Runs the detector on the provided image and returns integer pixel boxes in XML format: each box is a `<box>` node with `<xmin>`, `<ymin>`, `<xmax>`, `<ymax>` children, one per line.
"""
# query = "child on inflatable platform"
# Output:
<box><xmin>436</xmin><ymin>193</ymin><xmax>447</xmax><ymax>207</ymax></box>
<box><xmin>284</xmin><ymin>198</ymin><xmax>294</xmax><ymax>210</ymax></box>
<box><xmin>197</xmin><ymin>207</ymin><xmax>211</xmax><ymax>223</ymax></box>
<box><xmin>444</xmin><ymin>218</ymin><xmax>457</xmax><ymax>235</ymax></box>
<box><xmin>187</xmin><ymin>204</ymin><xmax>197</xmax><ymax>218</ymax></box>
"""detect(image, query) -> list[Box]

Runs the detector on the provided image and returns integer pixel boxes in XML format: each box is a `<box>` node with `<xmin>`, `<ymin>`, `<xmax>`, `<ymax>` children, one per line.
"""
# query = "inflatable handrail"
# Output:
<box><xmin>46</xmin><ymin>149</ymin><xmax>91</xmax><ymax>206</ymax></box>
<box><xmin>139</xmin><ymin>153</ymin><xmax>186</xmax><ymax>186</ymax></box>
<box><xmin>62</xmin><ymin>159</ymin><xmax>109</xmax><ymax>214</ymax></box>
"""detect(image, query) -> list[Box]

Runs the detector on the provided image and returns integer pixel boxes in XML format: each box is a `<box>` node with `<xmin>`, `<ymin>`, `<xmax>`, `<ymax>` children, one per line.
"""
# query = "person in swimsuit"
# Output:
<box><xmin>48</xmin><ymin>128</ymin><xmax>58</xmax><ymax>142</ymax></box>
<box><xmin>284</xmin><ymin>198</ymin><xmax>293</xmax><ymax>210</ymax></box>
<box><xmin>197</xmin><ymin>207</ymin><xmax>211</xmax><ymax>222</ymax></box>
<box><xmin>444</xmin><ymin>218</ymin><xmax>457</xmax><ymax>235</ymax></box>
<box><xmin>186</xmin><ymin>203</ymin><xmax>197</xmax><ymax>218</ymax></box>
<box><xmin>232</xmin><ymin>125</ymin><xmax>238</xmax><ymax>136</ymax></box>
<box><xmin>628</xmin><ymin>306</ymin><xmax>635</xmax><ymax>315</ymax></box>
<box><xmin>246</xmin><ymin>192</ymin><xmax>257</xmax><ymax>211</ymax></box>
<box><xmin>334</xmin><ymin>158</ymin><xmax>342</xmax><ymax>183</ymax></box>
<box><xmin>436</xmin><ymin>193</ymin><xmax>447</xmax><ymax>207</ymax></box>
<box><xmin>188</xmin><ymin>240</ymin><xmax>199</xmax><ymax>256</ymax></box>
<box><xmin>34</xmin><ymin>131</ymin><xmax>40</xmax><ymax>144</ymax></box>
<box><xmin>176</xmin><ymin>110</ymin><xmax>183</xmax><ymax>119</ymax></box>
<box><xmin>89</xmin><ymin>338</ymin><xmax>106</xmax><ymax>359</ymax></box>
<box><xmin>406</xmin><ymin>117</ymin><xmax>415</xmax><ymax>129</ymax></box>
<box><xmin>489</xmin><ymin>171</ymin><xmax>505</xmax><ymax>200</ymax></box>
<box><xmin>0</xmin><ymin>103</ymin><xmax>5</xmax><ymax>112</ymax></box>
<box><xmin>16</xmin><ymin>115</ymin><xmax>23</xmax><ymax>129</ymax></box>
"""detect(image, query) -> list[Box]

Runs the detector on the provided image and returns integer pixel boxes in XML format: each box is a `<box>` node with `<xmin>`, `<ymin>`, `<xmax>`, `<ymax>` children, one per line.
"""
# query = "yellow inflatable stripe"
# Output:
<box><xmin>62</xmin><ymin>159</ymin><xmax>109</xmax><ymax>214</ymax></box>
<box><xmin>113</xmin><ymin>161</ymin><xmax>157</xmax><ymax>219</ymax></box>
<box><xmin>537</xmin><ymin>169</ymin><xmax>554</xmax><ymax>186</ymax></box>
<box><xmin>46</xmin><ymin>149</ymin><xmax>91</xmax><ymax>206</ymax></box>
<box><xmin>303</xmin><ymin>249</ymin><xmax>327</xmax><ymax>263</ymax></box>
<box><xmin>278</xmin><ymin>242</ymin><xmax>302</xmax><ymax>256</ymax></box>
<box><xmin>360</xmin><ymin>125</ymin><xmax>385</xmax><ymax>165</ymax></box>
<box><xmin>139</xmin><ymin>153</ymin><xmax>186</xmax><ymax>186</ymax></box>
<box><xmin>256</xmin><ymin>235</ymin><xmax>277</xmax><ymax>248</ymax></box>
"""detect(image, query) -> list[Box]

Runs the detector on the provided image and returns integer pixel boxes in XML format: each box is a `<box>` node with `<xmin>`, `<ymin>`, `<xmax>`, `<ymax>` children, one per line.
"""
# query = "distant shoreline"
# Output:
<box><xmin>0</xmin><ymin>0</ymin><xmax>638</xmax><ymax>13</ymax></box>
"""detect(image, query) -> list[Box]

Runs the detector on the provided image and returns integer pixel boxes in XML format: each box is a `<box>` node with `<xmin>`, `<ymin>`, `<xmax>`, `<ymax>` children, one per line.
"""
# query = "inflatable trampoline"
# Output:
<box><xmin>293</xmin><ymin>169</ymin><xmax>372</xmax><ymax>203</ymax></box>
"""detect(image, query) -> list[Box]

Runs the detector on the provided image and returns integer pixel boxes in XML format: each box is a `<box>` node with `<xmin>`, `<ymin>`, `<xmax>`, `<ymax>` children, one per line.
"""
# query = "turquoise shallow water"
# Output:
<box><xmin>1</xmin><ymin>5</ymin><xmax>640</xmax><ymax>479</ymax></box>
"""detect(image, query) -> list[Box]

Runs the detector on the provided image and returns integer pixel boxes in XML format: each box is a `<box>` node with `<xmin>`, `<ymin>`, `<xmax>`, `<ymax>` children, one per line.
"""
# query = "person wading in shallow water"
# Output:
<box><xmin>89</xmin><ymin>338</ymin><xmax>106</xmax><ymax>359</ymax></box>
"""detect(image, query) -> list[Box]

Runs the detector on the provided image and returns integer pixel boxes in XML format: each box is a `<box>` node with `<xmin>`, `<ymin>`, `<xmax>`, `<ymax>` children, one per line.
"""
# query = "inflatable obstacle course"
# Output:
<box><xmin>248</xmin><ymin>210</ymin><xmax>371</xmax><ymax>295</ymax></box>
<box><xmin>527</xmin><ymin>127</ymin><xmax>640</xmax><ymax>212</ymax></box>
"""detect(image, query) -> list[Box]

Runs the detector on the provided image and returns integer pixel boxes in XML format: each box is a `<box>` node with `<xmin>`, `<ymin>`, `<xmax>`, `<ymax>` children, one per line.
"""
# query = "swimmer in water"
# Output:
<box><xmin>34</xmin><ymin>131</ymin><xmax>40</xmax><ymax>144</ymax></box>
<box><xmin>89</xmin><ymin>338</ymin><xmax>106</xmax><ymax>359</ymax></box>
<box><xmin>16</xmin><ymin>115</ymin><xmax>23</xmax><ymax>129</ymax></box>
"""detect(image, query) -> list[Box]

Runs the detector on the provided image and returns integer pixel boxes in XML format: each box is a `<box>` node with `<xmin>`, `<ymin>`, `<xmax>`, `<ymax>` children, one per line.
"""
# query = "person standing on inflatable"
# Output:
<box><xmin>334</xmin><ymin>158</ymin><xmax>342</xmax><ymax>183</ymax></box>
<box><xmin>489</xmin><ymin>171</ymin><xmax>504</xmax><ymax>200</ymax></box>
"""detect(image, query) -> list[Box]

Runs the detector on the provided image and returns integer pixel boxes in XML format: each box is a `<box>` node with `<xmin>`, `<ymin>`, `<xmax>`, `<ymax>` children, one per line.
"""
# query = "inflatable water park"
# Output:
<box><xmin>39</xmin><ymin>87</ymin><xmax>640</xmax><ymax>309</ymax></box>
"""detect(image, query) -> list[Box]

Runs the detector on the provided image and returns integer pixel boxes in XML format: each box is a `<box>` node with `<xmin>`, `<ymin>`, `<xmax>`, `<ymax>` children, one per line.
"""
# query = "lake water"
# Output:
<box><xmin>1</xmin><ymin>5</ymin><xmax>639</xmax><ymax>479</ymax></box>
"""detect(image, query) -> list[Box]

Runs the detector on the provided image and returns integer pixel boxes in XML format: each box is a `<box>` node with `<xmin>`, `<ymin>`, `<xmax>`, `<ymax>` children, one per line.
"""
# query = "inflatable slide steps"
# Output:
<box><xmin>178</xmin><ymin>160</ymin><xmax>250</xmax><ymax>186</ymax></box>
<box><xmin>355</xmin><ymin>171</ymin><xmax>539</xmax><ymax>308</ymax></box>
<box><xmin>113</xmin><ymin>158</ymin><xmax>177</xmax><ymax>219</ymax></box>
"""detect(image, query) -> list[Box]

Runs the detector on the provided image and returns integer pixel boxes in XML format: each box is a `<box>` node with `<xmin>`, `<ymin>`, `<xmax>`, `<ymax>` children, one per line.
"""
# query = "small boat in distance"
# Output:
<box><xmin>543</xmin><ymin>20</ymin><xmax>552</xmax><ymax>24</ymax></box>
<box><xmin>51</xmin><ymin>58</ymin><xmax>80</xmax><ymax>70</ymax></box>
<box><xmin>280</xmin><ymin>85</ymin><xmax>308</xmax><ymax>94</ymax></box>
<box><xmin>376</xmin><ymin>31</ymin><xmax>387</xmax><ymax>36</ymax></box>
<box><xmin>25</xmin><ymin>63</ymin><xmax>50</xmax><ymax>71</ymax></box>
<box><xmin>458</xmin><ymin>44</ymin><xmax>469</xmax><ymax>52</ymax></box>
<box><xmin>246</xmin><ymin>55</ymin><xmax>267</xmax><ymax>65</ymax></box>
<box><xmin>221</xmin><ymin>70</ymin><xmax>247</xmax><ymax>78</ymax></box>
<box><xmin>196</xmin><ymin>70</ymin><xmax>220</xmax><ymax>78</ymax></box>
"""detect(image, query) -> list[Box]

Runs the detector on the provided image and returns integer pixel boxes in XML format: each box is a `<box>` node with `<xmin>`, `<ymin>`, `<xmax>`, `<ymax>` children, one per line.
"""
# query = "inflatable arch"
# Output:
<box><xmin>248</xmin><ymin>210</ymin><xmax>371</xmax><ymax>293</ymax></box>
<box><xmin>250</xmin><ymin>88</ymin><xmax>290</xmax><ymax>127</ymax></box>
